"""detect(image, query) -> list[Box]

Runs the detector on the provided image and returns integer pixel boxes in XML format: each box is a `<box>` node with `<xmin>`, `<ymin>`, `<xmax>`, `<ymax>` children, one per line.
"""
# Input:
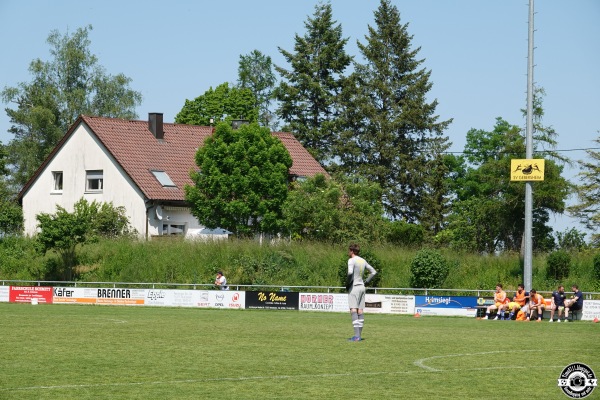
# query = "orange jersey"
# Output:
<box><xmin>494</xmin><ymin>290</ymin><xmax>507</xmax><ymax>304</ymax></box>
<box><xmin>513</xmin><ymin>290</ymin><xmax>527</xmax><ymax>306</ymax></box>
<box><xmin>530</xmin><ymin>293</ymin><xmax>545</xmax><ymax>306</ymax></box>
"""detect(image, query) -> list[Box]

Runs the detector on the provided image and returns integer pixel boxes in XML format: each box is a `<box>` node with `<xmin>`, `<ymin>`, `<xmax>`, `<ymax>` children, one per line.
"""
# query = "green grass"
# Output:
<box><xmin>0</xmin><ymin>303</ymin><xmax>598</xmax><ymax>399</ymax></box>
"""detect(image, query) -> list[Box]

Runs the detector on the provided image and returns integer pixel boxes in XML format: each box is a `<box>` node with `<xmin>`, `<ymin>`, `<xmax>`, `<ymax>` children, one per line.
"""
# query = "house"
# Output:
<box><xmin>18</xmin><ymin>113</ymin><xmax>328</xmax><ymax>239</ymax></box>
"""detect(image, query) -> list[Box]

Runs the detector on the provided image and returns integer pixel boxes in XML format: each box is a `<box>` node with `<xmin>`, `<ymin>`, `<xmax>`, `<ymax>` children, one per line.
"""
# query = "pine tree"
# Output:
<box><xmin>568</xmin><ymin>135</ymin><xmax>600</xmax><ymax>246</ymax></box>
<box><xmin>237</xmin><ymin>50</ymin><xmax>276</xmax><ymax>128</ymax></box>
<box><xmin>273</xmin><ymin>2</ymin><xmax>352</xmax><ymax>165</ymax></box>
<box><xmin>335</xmin><ymin>0</ymin><xmax>451</xmax><ymax>222</ymax></box>
<box><xmin>1</xmin><ymin>26</ymin><xmax>142</xmax><ymax>188</ymax></box>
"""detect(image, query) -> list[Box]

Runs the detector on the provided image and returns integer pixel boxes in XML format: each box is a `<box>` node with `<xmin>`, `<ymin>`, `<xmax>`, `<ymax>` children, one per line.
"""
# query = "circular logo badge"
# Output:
<box><xmin>557</xmin><ymin>363</ymin><xmax>597</xmax><ymax>398</ymax></box>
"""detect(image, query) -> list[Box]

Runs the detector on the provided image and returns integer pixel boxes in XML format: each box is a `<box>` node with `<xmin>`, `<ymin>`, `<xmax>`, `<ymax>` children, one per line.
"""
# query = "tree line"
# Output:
<box><xmin>1</xmin><ymin>1</ymin><xmax>599</xmax><ymax>253</ymax></box>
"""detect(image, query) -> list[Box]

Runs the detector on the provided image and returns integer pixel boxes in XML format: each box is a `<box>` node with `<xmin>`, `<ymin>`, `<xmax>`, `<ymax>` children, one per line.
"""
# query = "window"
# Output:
<box><xmin>151</xmin><ymin>170</ymin><xmax>176</xmax><ymax>187</ymax></box>
<box><xmin>161</xmin><ymin>223</ymin><xmax>186</xmax><ymax>236</ymax></box>
<box><xmin>86</xmin><ymin>170</ymin><xmax>103</xmax><ymax>192</ymax></box>
<box><xmin>52</xmin><ymin>171</ymin><xmax>63</xmax><ymax>191</ymax></box>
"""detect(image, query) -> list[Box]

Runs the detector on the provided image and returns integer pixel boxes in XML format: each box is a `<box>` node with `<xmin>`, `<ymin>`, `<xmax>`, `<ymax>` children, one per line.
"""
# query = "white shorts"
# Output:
<box><xmin>348</xmin><ymin>285</ymin><xmax>365</xmax><ymax>309</ymax></box>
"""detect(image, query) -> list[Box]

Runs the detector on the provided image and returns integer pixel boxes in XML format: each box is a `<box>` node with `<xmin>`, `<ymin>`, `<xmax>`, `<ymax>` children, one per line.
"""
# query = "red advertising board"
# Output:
<box><xmin>9</xmin><ymin>286</ymin><xmax>53</xmax><ymax>304</ymax></box>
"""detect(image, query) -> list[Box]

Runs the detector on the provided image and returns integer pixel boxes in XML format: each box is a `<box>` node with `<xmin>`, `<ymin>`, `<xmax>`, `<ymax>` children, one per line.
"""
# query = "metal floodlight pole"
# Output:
<box><xmin>524</xmin><ymin>0</ymin><xmax>535</xmax><ymax>292</ymax></box>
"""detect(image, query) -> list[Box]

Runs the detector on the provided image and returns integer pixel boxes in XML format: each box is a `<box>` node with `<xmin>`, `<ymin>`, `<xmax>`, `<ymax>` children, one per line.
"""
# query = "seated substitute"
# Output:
<box><xmin>549</xmin><ymin>285</ymin><xmax>566</xmax><ymax>323</ymax></box>
<box><xmin>498</xmin><ymin>283</ymin><xmax>529</xmax><ymax>320</ymax></box>
<box><xmin>564</xmin><ymin>285</ymin><xmax>584</xmax><ymax>321</ymax></box>
<box><xmin>527</xmin><ymin>289</ymin><xmax>545</xmax><ymax>322</ymax></box>
<box><xmin>483</xmin><ymin>284</ymin><xmax>507</xmax><ymax>320</ymax></box>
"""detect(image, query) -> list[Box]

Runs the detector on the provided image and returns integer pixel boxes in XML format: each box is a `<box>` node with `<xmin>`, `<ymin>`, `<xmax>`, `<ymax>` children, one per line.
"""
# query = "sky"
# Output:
<box><xmin>1</xmin><ymin>0</ymin><xmax>599</xmax><ymax>236</ymax></box>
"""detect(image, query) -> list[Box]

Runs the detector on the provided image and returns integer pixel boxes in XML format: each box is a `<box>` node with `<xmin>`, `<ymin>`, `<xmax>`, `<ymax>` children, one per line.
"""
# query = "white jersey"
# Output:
<box><xmin>347</xmin><ymin>256</ymin><xmax>377</xmax><ymax>287</ymax></box>
<box><xmin>216</xmin><ymin>275</ymin><xmax>229</xmax><ymax>290</ymax></box>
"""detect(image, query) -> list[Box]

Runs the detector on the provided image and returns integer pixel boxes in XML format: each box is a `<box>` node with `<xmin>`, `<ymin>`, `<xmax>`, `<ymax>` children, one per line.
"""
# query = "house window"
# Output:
<box><xmin>161</xmin><ymin>223</ymin><xmax>186</xmax><ymax>236</ymax></box>
<box><xmin>151</xmin><ymin>170</ymin><xmax>176</xmax><ymax>187</ymax></box>
<box><xmin>86</xmin><ymin>170</ymin><xmax>103</xmax><ymax>192</ymax></box>
<box><xmin>52</xmin><ymin>171</ymin><xmax>63</xmax><ymax>192</ymax></box>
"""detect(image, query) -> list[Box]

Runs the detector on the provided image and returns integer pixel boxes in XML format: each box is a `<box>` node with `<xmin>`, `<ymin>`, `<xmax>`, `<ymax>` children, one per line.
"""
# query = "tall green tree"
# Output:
<box><xmin>0</xmin><ymin>144</ymin><xmax>23</xmax><ymax>236</ymax></box>
<box><xmin>185</xmin><ymin>122</ymin><xmax>292</xmax><ymax>237</ymax></box>
<box><xmin>273</xmin><ymin>2</ymin><xmax>352</xmax><ymax>165</ymax></box>
<box><xmin>1</xmin><ymin>25</ymin><xmax>142</xmax><ymax>188</ymax></box>
<box><xmin>36</xmin><ymin>198</ymin><xmax>133</xmax><ymax>280</ymax></box>
<box><xmin>568</xmin><ymin>135</ymin><xmax>600</xmax><ymax>247</ymax></box>
<box><xmin>237</xmin><ymin>50</ymin><xmax>276</xmax><ymax>128</ymax></box>
<box><xmin>446</xmin><ymin>118</ymin><xmax>569</xmax><ymax>253</ymax></box>
<box><xmin>335</xmin><ymin>0</ymin><xmax>452</xmax><ymax>223</ymax></box>
<box><xmin>282</xmin><ymin>174</ymin><xmax>386</xmax><ymax>243</ymax></box>
<box><xmin>175</xmin><ymin>82</ymin><xmax>258</xmax><ymax>126</ymax></box>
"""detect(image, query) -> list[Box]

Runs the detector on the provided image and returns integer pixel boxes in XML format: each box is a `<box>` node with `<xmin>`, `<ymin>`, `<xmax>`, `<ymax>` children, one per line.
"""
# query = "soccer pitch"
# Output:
<box><xmin>0</xmin><ymin>303</ymin><xmax>597</xmax><ymax>400</ymax></box>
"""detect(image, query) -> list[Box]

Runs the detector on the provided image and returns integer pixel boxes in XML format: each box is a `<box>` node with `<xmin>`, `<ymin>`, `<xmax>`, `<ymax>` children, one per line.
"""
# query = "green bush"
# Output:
<box><xmin>386</xmin><ymin>221</ymin><xmax>424</xmax><ymax>247</ymax></box>
<box><xmin>593</xmin><ymin>253</ymin><xmax>600</xmax><ymax>280</ymax></box>
<box><xmin>409</xmin><ymin>248</ymin><xmax>449</xmax><ymax>289</ymax></box>
<box><xmin>546</xmin><ymin>250</ymin><xmax>571</xmax><ymax>281</ymax></box>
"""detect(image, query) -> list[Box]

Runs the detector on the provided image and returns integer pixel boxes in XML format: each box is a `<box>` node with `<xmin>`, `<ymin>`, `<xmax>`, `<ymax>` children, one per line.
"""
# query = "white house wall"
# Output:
<box><xmin>22</xmin><ymin>123</ymin><xmax>148</xmax><ymax>237</ymax></box>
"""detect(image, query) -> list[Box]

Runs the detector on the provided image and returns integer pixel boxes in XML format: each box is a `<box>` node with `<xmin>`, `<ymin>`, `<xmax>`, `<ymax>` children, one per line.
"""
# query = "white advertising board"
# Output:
<box><xmin>582</xmin><ymin>300</ymin><xmax>600</xmax><ymax>321</ymax></box>
<box><xmin>52</xmin><ymin>287</ymin><xmax>245</xmax><ymax>309</ymax></box>
<box><xmin>299</xmin><ymin>293</ymin><xmax>348</xmax><ymax>312</ymax></box>
<box><xmin>364</xmin><ymin>294</ymin><xmax>415</xmax><ymax>315</ymax></box>
<box><xmin>0</xmin><ymin>285</ymin><xmax>9</xmax><ymax>302</ymax></box>
<box><xmin>53</xmin><ymin>287</ymin><xmax>146</xmax><ymax>305</ymax></box>
<box><xmin>413</xmin><ymin>306</ymin><xmax>477</xmax><ymax>317</ymax></box>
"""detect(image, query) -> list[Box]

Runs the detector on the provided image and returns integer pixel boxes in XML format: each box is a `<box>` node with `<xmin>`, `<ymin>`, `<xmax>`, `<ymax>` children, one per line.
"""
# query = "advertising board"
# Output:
<box><xmin>10</xmin><ymin>286</ymin><xmax>53</xmax><ymax>304</ymax></box>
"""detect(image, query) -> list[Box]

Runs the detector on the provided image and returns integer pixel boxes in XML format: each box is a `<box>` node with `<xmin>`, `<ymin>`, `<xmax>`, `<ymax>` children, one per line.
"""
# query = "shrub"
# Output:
<box><xmin>409</xmin><ymin>249</ymin><xmax>449</xmax><ymax>289</ymax></box>
<box><xmin>593</xmin><ymin>253</ymin><xmax>600</xmax><ymax>280</ymax></box>
<box><xmin>546</xmin><ymin>250</ymin><xmax>571</xmax><ymax>281</ymax></box>
<box><xmin>386</xmin><ymin>220</ymin><xmax>425</xmax><ymax>247</ymax></box>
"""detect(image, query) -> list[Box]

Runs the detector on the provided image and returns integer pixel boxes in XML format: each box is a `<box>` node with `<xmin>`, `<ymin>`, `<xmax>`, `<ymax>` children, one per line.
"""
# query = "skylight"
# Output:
<box><xmin>151</xmin><ymin>170</ymin><xmax>176</xmax><ymax>187</ymax></box>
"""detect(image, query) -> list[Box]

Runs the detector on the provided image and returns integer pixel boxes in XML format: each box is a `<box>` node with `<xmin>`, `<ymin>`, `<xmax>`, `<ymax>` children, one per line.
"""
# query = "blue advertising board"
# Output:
<box><xmin>414</xmin><ymin>295</ymin><xmax>478</xmax><ymax>317</ymax></box>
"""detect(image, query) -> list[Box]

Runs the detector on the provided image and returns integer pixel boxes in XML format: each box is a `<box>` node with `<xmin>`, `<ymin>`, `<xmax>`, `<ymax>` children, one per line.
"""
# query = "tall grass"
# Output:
<box><xmin>2</xmin><ymin>237</ymin><xmax>599</xmax><ymax>293</ymax></box>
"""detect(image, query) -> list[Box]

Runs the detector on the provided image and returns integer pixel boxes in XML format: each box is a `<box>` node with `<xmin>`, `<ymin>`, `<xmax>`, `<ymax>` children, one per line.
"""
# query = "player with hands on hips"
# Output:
<box><xmin>346</xmin><ymin>243</ymin><xmax>377</xmax><ymax>342</ymax></box>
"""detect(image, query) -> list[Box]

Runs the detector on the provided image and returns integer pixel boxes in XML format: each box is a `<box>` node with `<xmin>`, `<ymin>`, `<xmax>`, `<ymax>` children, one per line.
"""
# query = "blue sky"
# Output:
<box><xmin>1</xmin><ymin>0</ymin><xmax>599</xmax><ymax>235</ymax></box>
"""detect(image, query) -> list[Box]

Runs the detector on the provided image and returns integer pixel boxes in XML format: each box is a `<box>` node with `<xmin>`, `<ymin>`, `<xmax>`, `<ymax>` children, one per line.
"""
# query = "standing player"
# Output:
<box><xmin>346</xmin><ymin>243</ymin><xmax>377</xmax><ymax>342</ymax></box>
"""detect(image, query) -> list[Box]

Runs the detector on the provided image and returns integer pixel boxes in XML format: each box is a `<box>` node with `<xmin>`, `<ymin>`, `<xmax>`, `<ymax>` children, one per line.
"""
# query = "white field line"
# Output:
<box><xmin>414</xmin><ymin>349</ymin><xmax>544</xmax><ymax>372</ymax></box>
<box><xmin>1</xmin><ymin>362</ymin><xmax>567</xmax><ymax>393</ymax></box>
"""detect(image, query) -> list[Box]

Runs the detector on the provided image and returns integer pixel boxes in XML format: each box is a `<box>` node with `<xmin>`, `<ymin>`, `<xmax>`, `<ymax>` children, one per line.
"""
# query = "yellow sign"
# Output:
<box><xmin>510</xmin><ymin>159</ymin><xmax>545</xmax><ymax>181</ymax></box>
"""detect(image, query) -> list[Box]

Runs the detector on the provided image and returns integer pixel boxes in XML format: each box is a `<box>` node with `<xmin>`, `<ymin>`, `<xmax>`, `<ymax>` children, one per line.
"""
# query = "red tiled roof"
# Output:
<box><xmin>20</xmin><ymin>115</ymin><xmax>328</xmax><ymax>202</ymax></box>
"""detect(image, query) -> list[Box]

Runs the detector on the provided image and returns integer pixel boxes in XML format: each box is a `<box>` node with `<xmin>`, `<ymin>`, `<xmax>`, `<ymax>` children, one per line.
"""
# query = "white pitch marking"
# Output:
<box><xmin>1</xmin><ymin>361</ymin><xmax>568</xmax><ymax>393</ymax></box>
<box><xmin>414</xmin><ymin>349</ymin><xmax>543</xmax><ymax>372</ymax></box>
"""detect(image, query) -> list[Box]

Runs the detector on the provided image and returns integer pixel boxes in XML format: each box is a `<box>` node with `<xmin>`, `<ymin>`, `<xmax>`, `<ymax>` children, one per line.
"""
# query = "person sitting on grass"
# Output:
<box><xmin>483</xmin><ymin>284</ymin><xmax>507</xmax><ymax>320</ymax></box>
<box><xmin>527</xmin><ymin>289</ymin><xmax>546</xmax><ymax>322</ymax></box>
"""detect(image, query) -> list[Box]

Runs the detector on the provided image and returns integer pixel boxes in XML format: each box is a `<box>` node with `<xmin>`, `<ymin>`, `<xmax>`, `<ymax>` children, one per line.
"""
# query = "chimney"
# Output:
<box><xmin>231</xmin><ymin>119</ymin><xmax>249</xmax><ymax>130</ymax></box>
<box><xmin>148</xmin><ymin>113</ymin><xmax>164</xmax><ymax>139</ymax></box>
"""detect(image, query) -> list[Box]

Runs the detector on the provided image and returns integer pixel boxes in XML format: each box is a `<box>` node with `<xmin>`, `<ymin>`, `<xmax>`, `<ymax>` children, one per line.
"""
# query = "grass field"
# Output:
<box><xmin>0</xmin><ymin>303</ymin><xmax>598</xmax><ymax>399</ymax></box>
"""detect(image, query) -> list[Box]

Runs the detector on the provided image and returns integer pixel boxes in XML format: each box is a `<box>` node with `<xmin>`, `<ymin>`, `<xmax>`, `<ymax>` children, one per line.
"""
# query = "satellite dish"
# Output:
<box><xmin>155</xmin><ymin>205</ymin><xmax>163</xmax><ymax>220</ymax></box>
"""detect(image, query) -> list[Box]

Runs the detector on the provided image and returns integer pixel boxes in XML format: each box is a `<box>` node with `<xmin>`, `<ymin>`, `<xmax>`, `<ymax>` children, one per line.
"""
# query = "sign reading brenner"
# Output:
<box><xmin>53</xmin><ymin>287</ymin><xmax>145</xmax><ymax>305</ymax></box>
<box><xmin>246</xmin><ymin>291</ymin><xmax>299</xmax><ymax>310</ymax></box>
